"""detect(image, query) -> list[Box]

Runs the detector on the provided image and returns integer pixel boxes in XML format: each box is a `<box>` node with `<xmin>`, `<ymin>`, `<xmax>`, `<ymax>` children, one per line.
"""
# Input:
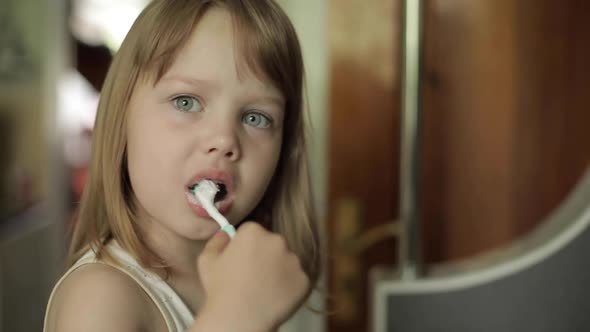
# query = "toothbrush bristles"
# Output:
<box><xmin>192</xmin><ymin>179</ymin><xmax>235</xmax><ymax>238</ymax></box>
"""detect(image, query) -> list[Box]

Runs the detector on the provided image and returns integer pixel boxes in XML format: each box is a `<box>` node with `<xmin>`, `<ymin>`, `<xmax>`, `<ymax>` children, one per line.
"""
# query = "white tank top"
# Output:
<box><xmin>43</xmin><ymin>241</ymin><xmax>194</xmax><ymax>332</ymax></box>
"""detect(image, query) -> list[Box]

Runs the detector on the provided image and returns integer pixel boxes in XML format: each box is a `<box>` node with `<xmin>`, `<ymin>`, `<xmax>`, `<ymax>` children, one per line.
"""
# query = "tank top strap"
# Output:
<box><xmin>43</xmin><ymin>242</ymin><xmax>193</xmax><ymax>332</ymax></box>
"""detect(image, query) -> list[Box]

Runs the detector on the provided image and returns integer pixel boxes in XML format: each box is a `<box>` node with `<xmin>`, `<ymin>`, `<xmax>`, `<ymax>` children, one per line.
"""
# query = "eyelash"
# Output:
<box><xmin>171</xmin><ymin>95</ymin><xmax>203</xmax><ymax>113</ymax></box>
<box><xmin>170</xmin><ymin>94</ymin><xmax>274</xmax><ymax>128</ymax></box>
<box><xmin>242</xmin><ymin>111</ymin><xmax>273</xmax><ymax>129</ymax></box>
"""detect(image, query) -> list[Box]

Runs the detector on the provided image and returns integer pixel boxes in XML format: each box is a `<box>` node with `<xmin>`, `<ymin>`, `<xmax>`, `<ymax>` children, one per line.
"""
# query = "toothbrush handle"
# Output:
<box><xmin>203</xmin><ymin>203</ymin><xmax>236</xmax><ymax>239</ymax></box>
<box><xmin>221</xmin><ymin>224</ymin><xmax>236</xmax><ymax>238</ymax></box>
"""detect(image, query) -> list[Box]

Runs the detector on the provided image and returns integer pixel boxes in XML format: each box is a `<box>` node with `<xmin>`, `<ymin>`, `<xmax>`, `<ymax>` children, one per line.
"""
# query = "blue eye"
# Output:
<box><xmin>242</xmin><ymin>112</ymin><xmax>271</xmax><ymax>128</ymax></box>
<box><xmin>173</xmin><ymin>96</ymin><xmax>202</xmax><ymax>113</ymax></box>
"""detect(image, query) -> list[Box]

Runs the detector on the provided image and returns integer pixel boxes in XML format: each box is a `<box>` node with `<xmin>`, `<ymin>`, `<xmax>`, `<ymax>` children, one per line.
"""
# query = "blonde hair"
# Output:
<box><xmin>68</xmin><ymin>0</ymin><xmax>321</xmax><ymax>285</ymax></box>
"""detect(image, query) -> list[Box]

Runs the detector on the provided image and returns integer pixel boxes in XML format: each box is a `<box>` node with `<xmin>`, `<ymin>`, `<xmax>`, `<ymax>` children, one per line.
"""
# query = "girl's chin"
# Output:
<box><xmin>187</xmin><ymin>219</ymin><xmax>229</xmax><ymax>240</ymax></box>
<box><xmin>188</xmin><ymin>227</ymin><xmax>221</xmax><ymax>241</ymax></box>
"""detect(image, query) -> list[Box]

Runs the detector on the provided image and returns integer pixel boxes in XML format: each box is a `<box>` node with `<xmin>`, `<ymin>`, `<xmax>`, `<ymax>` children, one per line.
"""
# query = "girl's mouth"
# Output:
<box><xmin>213</xmin><ymin>182</ymin><xmax>228</xmax><ymax>203</ymax></box>
<box><xmin>186</xmin><ymin>180</ymin><xmax>233</xmax><ymax>217</ymax></box>
<box><xmin>185</xmin><ymin>169</ymin><xmax>235</xmax><ymax>217</ymax></box>
<box><xmin>189</xmin><ymin>181</ymin><xmax>228</xmax><ymax>203</ymax></box>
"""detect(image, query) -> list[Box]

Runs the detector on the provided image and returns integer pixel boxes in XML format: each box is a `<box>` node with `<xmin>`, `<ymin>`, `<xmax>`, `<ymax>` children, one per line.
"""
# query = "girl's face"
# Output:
<box><xmin>126</xmin><ymin>8</ymin><xmax>284</xmax><ymax>242</ymax></box>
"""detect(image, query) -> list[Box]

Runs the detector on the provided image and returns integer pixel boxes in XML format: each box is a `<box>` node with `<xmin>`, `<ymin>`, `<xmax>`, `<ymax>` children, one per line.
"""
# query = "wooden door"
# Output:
<box><xmin>420</xmin><ymin>0</ymin><xmax>590</xmax><ymax>263</ymax></box>
<box><xmin>328</xmin><ymin>0</ymin><xmax>401</xmax><ymax>331</ymax></box>
<box><xmin>327</xmin><ymin>0</ymin><xmax>590</xmax><ymax>331</ymax></box>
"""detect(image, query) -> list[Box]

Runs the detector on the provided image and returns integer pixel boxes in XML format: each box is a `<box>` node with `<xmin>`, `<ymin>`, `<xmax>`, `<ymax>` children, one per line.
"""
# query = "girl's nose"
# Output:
<box><xmin>196</xmin><ymin>104</ymin><xmax>241</xmax><ymax>162</ymax></box>
<box><xmin>200</xmin><ymin>114</ymin><xmax>241</xmax><ymax>162</ymax></box>
<box><xmin>206</xmin><ymin>135</ymin><xmax>240</xmax><ymax>161</ymax></box>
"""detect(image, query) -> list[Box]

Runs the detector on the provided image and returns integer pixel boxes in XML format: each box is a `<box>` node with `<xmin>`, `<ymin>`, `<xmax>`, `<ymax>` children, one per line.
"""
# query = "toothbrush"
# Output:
<box><xmin>193</xmin><ymin>179</ymin><xmax>236</xmax><ymax>239</ymax></box>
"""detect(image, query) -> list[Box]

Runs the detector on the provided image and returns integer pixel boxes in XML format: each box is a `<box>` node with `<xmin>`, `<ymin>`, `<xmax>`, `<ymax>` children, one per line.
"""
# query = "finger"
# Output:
<box><xmin>238</xmin><ymin>221</ymin><xmax>268</xmax><ymax>236</ymax></box>
<box><xmin>201</xmin><ymin>231</ymin><xmax>230</xmax><ymax>260</ymax></box>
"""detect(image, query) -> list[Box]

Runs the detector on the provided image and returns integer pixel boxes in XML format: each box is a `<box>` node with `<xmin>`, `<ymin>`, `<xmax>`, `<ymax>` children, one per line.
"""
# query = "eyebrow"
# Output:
<box><xmin>159</xmin><ymin>75</ymin><xmax>285</xmax><ymax>107</ymax></box>
<box><xmin>249</xmin><ymin>94</ymin><xmax>285</xmax><ymax>108</ymax></box>
<box><xmin>159</xmin><ymin>75</ymin><xmax>218</xmax><ymax>90</ymax></box>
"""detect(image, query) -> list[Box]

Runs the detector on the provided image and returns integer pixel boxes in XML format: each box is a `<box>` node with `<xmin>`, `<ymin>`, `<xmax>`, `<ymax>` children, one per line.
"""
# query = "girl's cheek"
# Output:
<box><xmin>243</xmin><ymin>124</ymin><xmax>283</xmax><ymax>141</ymax></box>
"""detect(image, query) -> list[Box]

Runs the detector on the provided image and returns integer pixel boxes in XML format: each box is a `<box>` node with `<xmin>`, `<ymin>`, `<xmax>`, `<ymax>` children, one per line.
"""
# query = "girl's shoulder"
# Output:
<box><xmin>44</xmin><ymin>262</ymin><xmax>166</xmax><ymax>332</ymax></box>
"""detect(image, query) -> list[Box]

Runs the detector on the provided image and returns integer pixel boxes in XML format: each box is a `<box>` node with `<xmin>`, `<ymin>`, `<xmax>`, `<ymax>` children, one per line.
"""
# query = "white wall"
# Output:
<box><xmin>279</xmin><ymin>0</ymin><xmax>329</xmax><ymax>221</ymax></box>
<box><xmin>278</xmin><ymin>1</ymin><xmax>329</xmax><ymax>332</ymax></box>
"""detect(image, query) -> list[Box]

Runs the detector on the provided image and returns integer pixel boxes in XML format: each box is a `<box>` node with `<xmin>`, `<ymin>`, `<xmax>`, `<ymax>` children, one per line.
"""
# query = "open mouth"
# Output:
<box><xmin>213</xmin><ymin>182</ymin><xmax>227</xmax><ymax>203</ymax></box>
<box><xmin>190</xmin><ymin>180</ymin><xmax>228</xmax><ymax>203</ymax></box>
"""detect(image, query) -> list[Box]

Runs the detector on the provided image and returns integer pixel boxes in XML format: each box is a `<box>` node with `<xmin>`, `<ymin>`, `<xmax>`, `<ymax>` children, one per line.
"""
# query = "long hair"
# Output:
<box><xmin>68</xmin><ymin>0</ymin><xmax>321</xmax><ymax>285</ymax></box>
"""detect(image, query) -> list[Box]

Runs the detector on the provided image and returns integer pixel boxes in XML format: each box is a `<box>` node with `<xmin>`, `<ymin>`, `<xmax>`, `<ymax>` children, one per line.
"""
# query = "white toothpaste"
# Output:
<box><xmin>192</xmin><ymin>179</ymin><xmax>236</xmax><ymax>238</ymax></box>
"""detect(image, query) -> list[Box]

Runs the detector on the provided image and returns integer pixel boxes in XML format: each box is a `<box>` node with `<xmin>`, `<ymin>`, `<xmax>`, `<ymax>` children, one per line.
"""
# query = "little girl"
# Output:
<box><xmin>43</xmin><ymin>0</ymin><xmax>321</xmax><ymax>331</ymax></box>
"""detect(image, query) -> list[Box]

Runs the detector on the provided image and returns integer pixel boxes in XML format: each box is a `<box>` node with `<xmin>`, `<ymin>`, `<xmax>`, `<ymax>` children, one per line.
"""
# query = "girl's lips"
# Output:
<box><xmin>185</xmin><ymin>191</ymin><xmax>233</xmax><ymax>218</ymax></box>
<box><xmin>186</xmin><ymin>169</ymin><xmax>235</xmax><ymax>194</ymax></box>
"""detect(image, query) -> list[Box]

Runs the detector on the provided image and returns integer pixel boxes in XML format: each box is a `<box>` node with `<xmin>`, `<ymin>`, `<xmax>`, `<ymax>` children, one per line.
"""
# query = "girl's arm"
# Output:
<box><xmin>45</xmin><ymin>264</ymin><xmax>164</xmax><ymax>332</ymax></box>
<box><xmin>191</xmin><ymin>222</ymin><xmax>310</xmax><ymax>332</ymax></box>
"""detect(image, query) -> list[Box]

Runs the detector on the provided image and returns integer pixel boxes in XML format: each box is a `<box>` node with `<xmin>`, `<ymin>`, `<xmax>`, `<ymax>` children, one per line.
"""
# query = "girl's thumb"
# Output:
<box><xmin>201</xmin><ymin>231</ymin><xmax>231</xmax><ymax>259</ymax></box>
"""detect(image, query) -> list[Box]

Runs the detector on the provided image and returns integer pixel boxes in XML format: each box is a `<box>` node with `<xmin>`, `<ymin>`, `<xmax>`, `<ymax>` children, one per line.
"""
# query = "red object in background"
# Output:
<box><xmin>71</xmin><ymin>127</ymin><xmax>92</xmax><ymax>201</ymax></box>
<box><xmin>72</xmin><ymin>166</ymin><xmax>88</xmax><ymax>201</ymax></box>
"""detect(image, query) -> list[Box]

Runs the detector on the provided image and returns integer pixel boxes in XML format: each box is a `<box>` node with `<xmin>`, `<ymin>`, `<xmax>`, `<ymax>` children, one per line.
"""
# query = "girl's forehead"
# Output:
<box><xmin>148</xmin><ymin>8</ymin><xmax>283</xmax><ymax>101</ymax></box>
<box><xmin>133</xmin><ymin>3</ymin><xmax>300</xmax><ymax>109</ymax></box>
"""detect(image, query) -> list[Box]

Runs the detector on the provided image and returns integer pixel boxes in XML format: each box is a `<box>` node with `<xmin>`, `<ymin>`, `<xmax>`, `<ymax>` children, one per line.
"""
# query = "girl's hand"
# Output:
<box><xmin>193</xmin><ymin>222</ymin><xmax>310</xmax><ymax>332</ymax></box>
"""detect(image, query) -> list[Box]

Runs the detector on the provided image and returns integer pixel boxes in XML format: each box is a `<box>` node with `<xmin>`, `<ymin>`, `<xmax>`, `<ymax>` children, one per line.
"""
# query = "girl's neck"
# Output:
<box><xmin>144</xmin><ymin>229</ymin><xmax>206</xmax><ymax>276</ymax></box>
<box><xmin>138</xmin><ymin>222</ymin><xmax>208</xmax><ymax>313</ymax></box>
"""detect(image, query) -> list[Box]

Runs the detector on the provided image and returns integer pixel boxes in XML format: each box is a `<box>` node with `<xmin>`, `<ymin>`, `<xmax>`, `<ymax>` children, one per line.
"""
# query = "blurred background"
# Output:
<box><xmin>1</xmin><ymin>0</ymin><xmax>589</xmax><ymax>331</ymax></box>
